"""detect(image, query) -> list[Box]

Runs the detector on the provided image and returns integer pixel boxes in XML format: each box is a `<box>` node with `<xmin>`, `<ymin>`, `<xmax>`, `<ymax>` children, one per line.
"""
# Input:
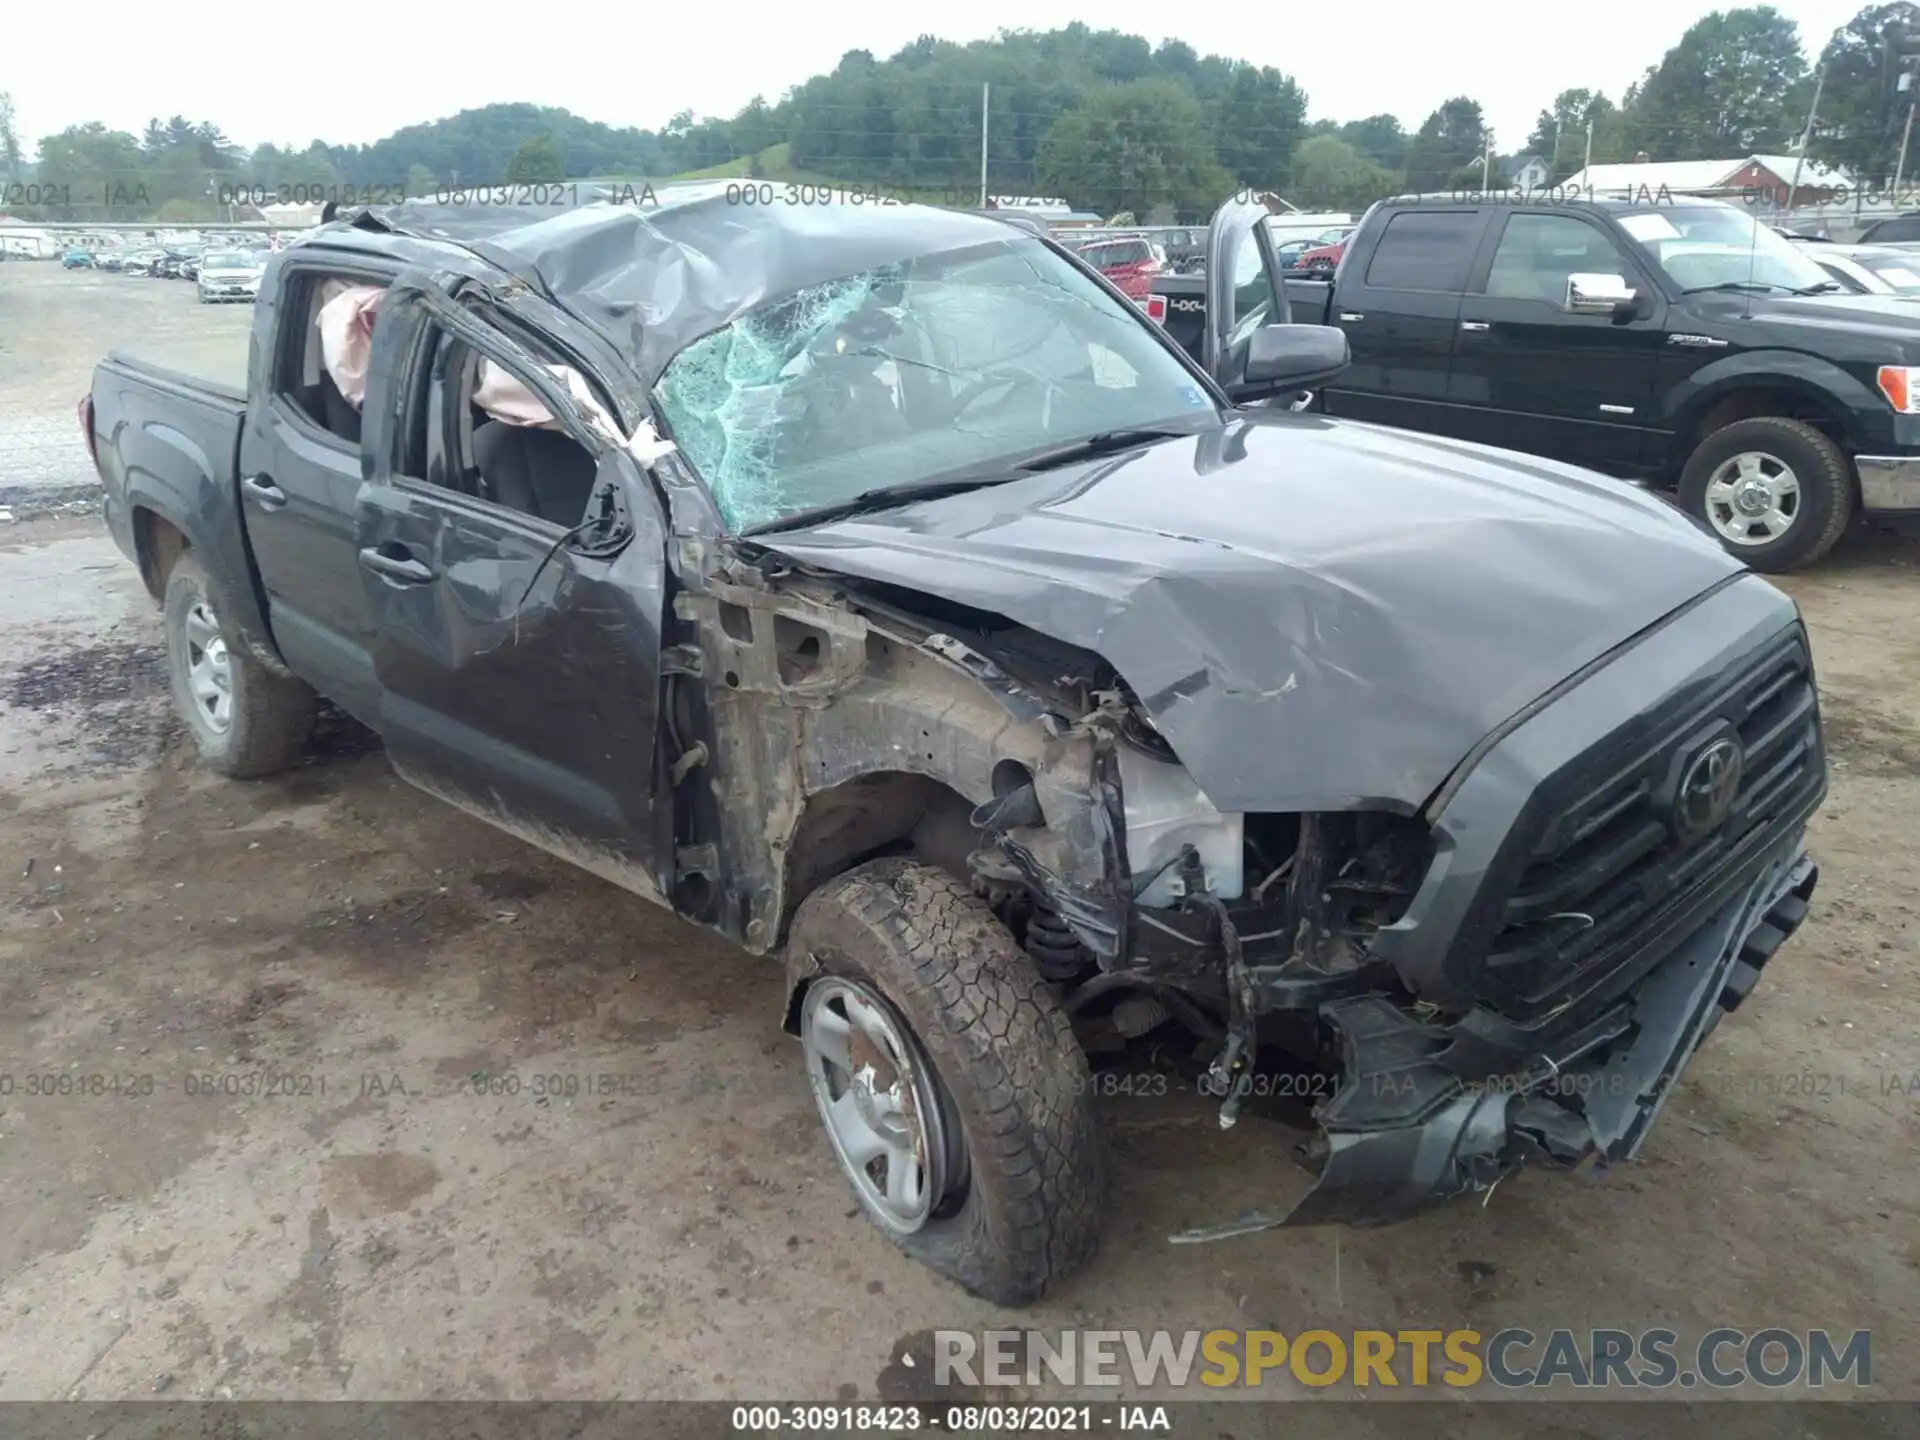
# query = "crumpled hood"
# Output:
<box><xmin>760</xmin><ymin>413</ymin><xmax>1748</xmax><ymax>813</ymax></box>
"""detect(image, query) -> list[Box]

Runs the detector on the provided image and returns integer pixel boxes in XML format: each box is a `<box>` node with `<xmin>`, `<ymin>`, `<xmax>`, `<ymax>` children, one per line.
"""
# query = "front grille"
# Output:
<box><xmin>1481</xmin><ymin>628</ymin><xmax>1822</xmax><ymax>1011</ymax></box>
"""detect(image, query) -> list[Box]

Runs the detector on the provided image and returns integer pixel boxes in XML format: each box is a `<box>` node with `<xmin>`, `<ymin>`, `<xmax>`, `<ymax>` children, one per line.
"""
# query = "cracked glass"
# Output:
<box><xmin>652</xmin><ymin>236</ymin><xmax>1219</xmax><ymax>531</ymax></box>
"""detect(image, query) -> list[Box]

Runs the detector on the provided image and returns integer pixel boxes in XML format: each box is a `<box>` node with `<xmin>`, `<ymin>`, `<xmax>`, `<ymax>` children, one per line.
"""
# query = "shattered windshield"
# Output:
<box><xmin>652</xmin><ymin>235</ymin><xmax>1220</xmax><ymax>531</ymax></box>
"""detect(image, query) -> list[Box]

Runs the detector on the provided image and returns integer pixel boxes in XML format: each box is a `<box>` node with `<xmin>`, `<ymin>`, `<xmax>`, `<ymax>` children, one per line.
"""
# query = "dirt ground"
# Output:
<box><xmin>1</xmin><ymin>261</ymin><xmax>1917</xmax><ymax>1423</ymax></box>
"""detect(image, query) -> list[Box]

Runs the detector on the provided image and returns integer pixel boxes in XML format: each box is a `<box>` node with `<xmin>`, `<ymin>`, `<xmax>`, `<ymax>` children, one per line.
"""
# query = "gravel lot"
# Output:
<box><xmin>1</xmin><ymin>259</ymin><xmax>1918</xmax><ymax>1424</ymax></box>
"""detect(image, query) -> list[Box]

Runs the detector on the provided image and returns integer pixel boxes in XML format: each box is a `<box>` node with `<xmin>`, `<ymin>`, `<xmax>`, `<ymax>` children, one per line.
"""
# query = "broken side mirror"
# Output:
<box><xmin>1565</xmin><ymin>272</ymin><xmax>1636</xmax><ymax>314</ymax></box>
<box><xmin>1242</xmin><ymin>323</ymin><xmax>1349</xmax><ymax>392</ymax></box>
<box><xmin>569</xmin><ymin>461</ymin><xmax>638</xmax><ymax>558</ymax></box>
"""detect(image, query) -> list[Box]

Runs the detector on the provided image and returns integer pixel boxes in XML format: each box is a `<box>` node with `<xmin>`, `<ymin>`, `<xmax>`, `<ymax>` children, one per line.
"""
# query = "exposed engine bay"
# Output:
<box><xmin>663</xmin><ymin>537</ymin><xmax>1821</xmax><ymax>1239</ymax></box>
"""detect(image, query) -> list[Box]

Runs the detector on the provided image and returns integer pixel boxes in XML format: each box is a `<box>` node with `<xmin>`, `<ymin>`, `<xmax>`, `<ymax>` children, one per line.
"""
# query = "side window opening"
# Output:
<box><xmin>1229</xmin><ymin>226</ymin><xmax>1278</xmax><ymax>331</ymax></box>
<box><xmin>407</xmin><ymin>321</ymin><xmax>603</xmax><ymax>530</ymax></box>
<box><xmin>1483</xmin><ymin>214</ymin><xmax>1630</xmax><ymax>303</ymax></box>
<box><xmin>274</xmin><ymin>271</ymin><xmax>391</xmax><ymax>445</ymax></box>
<box><xmin>1362</xmin><ymin>211</ymin><xmax>1483</xmax><ymax>292</ymax></box>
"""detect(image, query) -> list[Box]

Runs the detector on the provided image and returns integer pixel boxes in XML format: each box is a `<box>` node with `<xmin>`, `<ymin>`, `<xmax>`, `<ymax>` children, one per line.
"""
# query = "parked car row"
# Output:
<box><xmin>61</xmin><ymin>242</ymin><xmax>269</xmax><ymax>300</ymax></box>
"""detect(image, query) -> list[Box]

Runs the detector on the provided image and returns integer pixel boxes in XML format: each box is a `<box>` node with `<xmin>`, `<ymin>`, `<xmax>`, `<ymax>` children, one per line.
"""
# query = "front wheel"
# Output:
<box><xmin>1678</xmin><ymin>417</ymin><xmax>1854</xmax><ymax>573</ymax></box>
<box><xmin>788</xmin><ymin>859</ymin><xmax>1105</xmax><ymax>1306</ymax></box>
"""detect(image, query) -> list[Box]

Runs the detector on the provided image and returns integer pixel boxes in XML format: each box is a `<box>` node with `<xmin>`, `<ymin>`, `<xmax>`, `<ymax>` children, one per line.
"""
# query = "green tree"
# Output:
<box><xmin>0</xmin><ymin>92</ymin><xmax>21</xmax><ymax>184</ymax></box>
<box><xmin>406</xmin><ymin>163</ymin><xmax>437</xmax><ymax>196</ymax></box>
<box><xmin>1337</xmin><ymin>114</ymin><xmax>1408</xmax><ymax>172</ymax></box>
<box><xmin>1622</xmin><ymin>7</ymin><xmax>1809</xmax><ymax>158</ymax></box>
<box><xmin>1207</xmin><ymin>63</ymin><xmax>1307</xmax><ymax>191</ymax></box>
<box><xmin>1526</xmin><ymin>89</ymin><xmax>1618</xmax><ymax>178</ymax></box>
<box><xmin>1809</xmin><ymin>2</ymin><xmax>1920</xmax><ymax>185</ymax></box>
<box><xmin>157</xmin><ymin>196</ymin><xmax>216</xmax><ymax>221</ymax></box>
<box><xmin>29</xmin><ymin>123</ymin><xmax>150</xmax><ymax>219</ymax></box>
<box><xmin>1289</xmin><ymin>134</ymin><xmax>1393</xmax><ymax>208</ymax></box>
<box><xmin>1036</xmin><ymin>79</ymin><xmax>1233</xmax><ymax>217</ymax></box>
<box><xmin>732</xmin><ymin>96</ymin><xmax>781</xmax><ymax>160</ymax></box>
<box><xmin>1404</xmin><ymin>97</ymin><xmax>1491</xmax><ymax>190</ymax></box>
<box><xmin>503</xmin><ymin>133</ymin><xmax>565</xmax><ymax>182</ymax></box>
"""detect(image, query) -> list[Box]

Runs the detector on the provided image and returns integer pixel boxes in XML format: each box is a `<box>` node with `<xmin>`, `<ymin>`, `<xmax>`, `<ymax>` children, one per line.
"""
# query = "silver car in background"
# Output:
<box><xmin>197</xmin><ymin>249</ymin><xmax>267</xmax><ymax>303</ymax></box>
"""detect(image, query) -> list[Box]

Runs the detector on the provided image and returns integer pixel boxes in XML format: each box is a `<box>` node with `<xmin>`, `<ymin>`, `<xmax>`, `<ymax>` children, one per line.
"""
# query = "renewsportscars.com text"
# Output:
<box><xmin>935</xmin><ymin>1328</ymin><xmax>1871</xmax><ymax>1390</ymax></box>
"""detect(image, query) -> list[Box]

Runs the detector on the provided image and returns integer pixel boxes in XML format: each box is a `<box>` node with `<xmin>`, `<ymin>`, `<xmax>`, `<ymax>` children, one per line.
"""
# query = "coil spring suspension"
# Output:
<box><xmin>1024</xmin><ymin>907</ymin><xmax>1089</xmax><ymax>981</ymax></box>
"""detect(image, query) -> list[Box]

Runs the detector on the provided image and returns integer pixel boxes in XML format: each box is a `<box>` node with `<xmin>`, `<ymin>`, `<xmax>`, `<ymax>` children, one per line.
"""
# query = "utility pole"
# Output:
<box><xmin>1897</xmin><ymin>100</ymin><xmax>1917</xmax><ymax>198</ymax></box>
<box><xmin>1786</xmin><ymin>62</ymin><xmax>1826</xmax><ymax>211</ymax></box>
<box><xmin>1897</xmin><ymin>48</ymin><xmax>1920</xmax><ymax>202</ymax></box>
<box><xmin>979</xmin><ymin>83</ymin><xmax>989</xmax><ymax>208</ymax></box>
<box><xmin>1585</xmin><ymin>115</ymin><xmax>1595</xmax><ymax>174</ymax></box>
<box><xmin>1481</xmin><ymin>139</ymin><xmax>1492</xmax><ymax>191</ymax></box>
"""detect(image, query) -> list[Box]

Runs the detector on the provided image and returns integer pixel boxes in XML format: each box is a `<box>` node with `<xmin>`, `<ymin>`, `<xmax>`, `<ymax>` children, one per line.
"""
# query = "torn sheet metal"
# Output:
<box><xmin>333</xmin><ymin>192</ymin><xmax>1023</xmax><ymax>388</ymax></box>
<box><xmin>758</xmin><ymin>413</ymin><xmax>1745</xmax><ymax>814</ymax></box>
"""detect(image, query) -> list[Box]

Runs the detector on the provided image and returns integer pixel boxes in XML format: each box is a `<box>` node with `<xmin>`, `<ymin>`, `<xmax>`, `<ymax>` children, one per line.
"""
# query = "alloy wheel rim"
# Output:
<box><xmin>183</xmin><ymin>599</ymin><xmax>233</xmax><ymax>734</ymax></box>
<box><xmin>1704</xmin><ymin>451</ymin><xmax>1801</xmax><ymax>545</ymax></box>
<box><xmin>800</xmin><ymin>974</ymin><xmax>951</xmax><ymax>1234</ymax></box>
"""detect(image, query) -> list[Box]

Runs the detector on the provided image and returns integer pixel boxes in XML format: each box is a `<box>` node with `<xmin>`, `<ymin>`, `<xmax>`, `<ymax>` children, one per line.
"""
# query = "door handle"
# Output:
<box><xmin>358</xmin><ymin>547</ymin><xmax>436</xmax><ymax>585</ymax></box>
<box><xmin>1338</xmin><ymin>311</ymin><xmax>1364</xmax><ymax>322</ymax></box>
<box><xmin>243</xmin><ymin>475</ymin><xmax>287</xmax><ymax>508</ymax></box>
<box><xmin>1459</xmin><ymin>321</ymin><xmax>1491</xmax><ymax>332</ymax></box>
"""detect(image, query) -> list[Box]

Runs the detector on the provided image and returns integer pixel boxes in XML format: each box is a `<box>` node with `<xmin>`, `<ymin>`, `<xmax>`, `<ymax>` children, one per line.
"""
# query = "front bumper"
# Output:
<box><xmin>1173</xmin><ymin>838</ymin><xmax>1817</xmax><ymax>1242</ymax></box>
<box><xmin>1854</xmin><ymin>454</ymin><xmax>1920</xmax><ymax>513</ymax></box>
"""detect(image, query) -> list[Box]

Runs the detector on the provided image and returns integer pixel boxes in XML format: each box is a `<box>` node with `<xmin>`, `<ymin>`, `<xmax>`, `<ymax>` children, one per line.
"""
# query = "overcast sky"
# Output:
<box><xmin>11</xmin><ymin>0</ymin><xmax>1869</xmax><ymax>159</ymax></box>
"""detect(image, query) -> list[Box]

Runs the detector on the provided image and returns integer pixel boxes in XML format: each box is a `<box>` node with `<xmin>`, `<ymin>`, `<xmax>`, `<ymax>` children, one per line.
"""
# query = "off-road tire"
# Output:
<box><xmin>1678</xmin><ymin>417</ymin><xmax>1854</xmax><ymax>573</ymax></box>
<box><xmin>788</xmin><ymin>858</ymin><xmax>1106</xmax><ymax>1306</ymax></box>
<box><xmin>163</xmin><ymin>553</ymin><xmax>317</xmax><ymax>777</ymax></box>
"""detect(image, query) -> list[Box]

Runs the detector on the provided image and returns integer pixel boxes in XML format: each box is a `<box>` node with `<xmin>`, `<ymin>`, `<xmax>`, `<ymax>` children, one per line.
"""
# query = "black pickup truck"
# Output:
<box><xmin>1152</xmin><ymin>193</ymin><xmax>1920</xmax><ymax>571</ymax></box>
<box><xmin>86</xmin><ymin>189</ymin><xmax>1824</xmax><ymax>1305</ymax></box>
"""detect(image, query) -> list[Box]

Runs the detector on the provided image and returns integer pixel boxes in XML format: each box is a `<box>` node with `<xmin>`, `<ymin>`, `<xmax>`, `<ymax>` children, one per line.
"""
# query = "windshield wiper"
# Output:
<box><xmin>1010</xmin><ymin>427</ymin><xmax>1195</xmax><ymax>473</ymax></box>
<box><xmin>1792</xmin><ymin>281</ymin><xmax>1844</xmax><ymax>295</ymax></box>
<box><xmin>744</xmin><ymin>474</ymin><xmax>1029</xmax><ymax>536</ymax></box>
<box><xmin>1679</xmin><ymin>280</ymin><xmax>1799</xmax><ymax>296</ymax></box>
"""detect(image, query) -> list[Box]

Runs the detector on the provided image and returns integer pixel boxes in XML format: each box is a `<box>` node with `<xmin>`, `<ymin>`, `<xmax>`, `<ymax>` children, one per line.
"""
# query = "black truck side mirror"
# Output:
<box><xmin>1242</xmin><ymin>323</ymin><xmax>1350</xmax><ymax>392</ymax></box>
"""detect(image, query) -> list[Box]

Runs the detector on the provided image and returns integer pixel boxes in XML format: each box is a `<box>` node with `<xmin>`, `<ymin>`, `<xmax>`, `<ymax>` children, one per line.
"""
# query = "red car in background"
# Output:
<box><xmin>1076</xmin><ymin>234</ymin><xmax>1166</xmax><ymax>300</ymax></box>
<box><xmin>1295</xmin><ymin>237</ymin><xmax>1346</xmax><ymax>279</ymax></box>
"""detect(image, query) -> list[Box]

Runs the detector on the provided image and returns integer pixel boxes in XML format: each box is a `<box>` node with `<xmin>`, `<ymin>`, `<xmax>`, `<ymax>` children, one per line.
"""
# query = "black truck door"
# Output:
<box><xmin>1319</xmin><ymin>207</ymin><xmax>1483</xmax><ymax>434</ymax></box>
<box><xmin>236</xmin><ymin>258</ymin><xmax>399</xmax><ymax>725</ymax></box>
<box><xmin>354</xmin><ymin>293</ymin><xmax>674</xmax><ymax>905</ymax></box>
<box><xmin>1447</xmin><ymin>210</ymin><xmax>1666</xmax><ymax>470</ymax></box>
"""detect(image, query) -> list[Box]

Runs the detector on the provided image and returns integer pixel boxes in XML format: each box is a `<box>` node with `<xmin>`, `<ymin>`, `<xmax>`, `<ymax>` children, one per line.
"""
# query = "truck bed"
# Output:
<box><xmin>91</xmin><ymin>350</ymin><xmax>249</xmax><ymax>600</ymax></box>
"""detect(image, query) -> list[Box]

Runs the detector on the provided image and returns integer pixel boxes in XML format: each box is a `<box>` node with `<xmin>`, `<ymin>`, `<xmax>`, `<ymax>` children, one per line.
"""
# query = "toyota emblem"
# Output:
<box><xmin>1674</xmin><ymin>737</ymin><xmax>1743</xmax><ymax>843</ymax></box>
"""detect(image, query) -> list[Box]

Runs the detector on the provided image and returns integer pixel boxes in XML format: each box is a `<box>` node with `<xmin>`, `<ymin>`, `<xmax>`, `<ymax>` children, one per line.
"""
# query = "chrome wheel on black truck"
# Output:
<box><xmin>786</xmin><ymin>858</ymin><xmax>1105</xmax><ymax>1307</ymax></box>
<box><xmin>1679</xmin><ymin>417</ymin><xmax>1854</xmax><ymax>573</ymax></box>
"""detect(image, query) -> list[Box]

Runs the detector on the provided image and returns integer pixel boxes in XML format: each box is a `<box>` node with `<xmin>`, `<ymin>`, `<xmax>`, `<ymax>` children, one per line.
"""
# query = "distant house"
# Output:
<box><xmin>1559</xmin><ymin>155</ymin><xmax>1854</xmax><ymax>208</ymax></box>
<box><xmin>1509</xmin><ymin>154</ymin><xmax>1553</xmax><ymax>191</ymax></box>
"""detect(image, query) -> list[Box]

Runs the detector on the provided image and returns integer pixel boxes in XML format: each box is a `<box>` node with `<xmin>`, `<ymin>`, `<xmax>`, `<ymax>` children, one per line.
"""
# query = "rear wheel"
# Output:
<box><xmin>163</xmin><ymin>554</ymin><xmax>317</xmax><ymax>777</ymax></box>
<box><xmin>1678</xmin><ymin>417</ymin><xmax>1853</xmax><ymax>573</ymax></box>
<box><xmin>788</xmin><ymin>859</ymin><xmax>1105</xmax><ymax>1306</ymax></box>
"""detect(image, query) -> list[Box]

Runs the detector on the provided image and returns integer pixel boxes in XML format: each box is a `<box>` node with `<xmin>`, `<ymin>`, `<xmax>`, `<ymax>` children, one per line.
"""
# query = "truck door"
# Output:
<box><xmin>237</xmin><ymin>258</ymin><xmax>400</xmax><ymax>725</ymax></box>
<box><xmin>1318</xmin><ymin>207</ymin><xmax>1482</xmax><ymax>435</ymax></box>
<box><xmin>1447</xmin><ymin>209</ymin><xmax>1666</xmax><ymax>470</ymax></box>
<box><xmin>1199</xmin><ymin>198</ymin><xmax>1289</xmax><ymax>383</ymax></box>
<box><xmin>353</xmin><ymin>292</ymin><xmax>674</xmax><ymax>905</ymax></box>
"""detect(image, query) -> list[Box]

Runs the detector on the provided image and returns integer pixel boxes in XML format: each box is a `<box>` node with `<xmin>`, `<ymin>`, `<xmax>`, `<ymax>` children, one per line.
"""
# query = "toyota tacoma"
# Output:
<box><xmin>85</xmin><ymin>188</ymin><xmax>1825</xmax><ymax>1305</ymax></box>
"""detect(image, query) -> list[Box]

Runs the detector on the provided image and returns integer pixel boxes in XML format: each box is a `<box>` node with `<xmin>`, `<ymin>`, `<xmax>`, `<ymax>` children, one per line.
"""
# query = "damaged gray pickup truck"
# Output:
<box><xmin>86</xmin><ymin>188</ymin><xmax>1826</xmax><ymax>1305</ymax></box>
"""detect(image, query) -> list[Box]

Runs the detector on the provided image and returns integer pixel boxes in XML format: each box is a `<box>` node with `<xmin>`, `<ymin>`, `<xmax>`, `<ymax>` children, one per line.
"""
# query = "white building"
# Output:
<box><xmin>1559</xmin><ymin>155</ymin><xmax>1855</xmax><ymax>205</ymax></box>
